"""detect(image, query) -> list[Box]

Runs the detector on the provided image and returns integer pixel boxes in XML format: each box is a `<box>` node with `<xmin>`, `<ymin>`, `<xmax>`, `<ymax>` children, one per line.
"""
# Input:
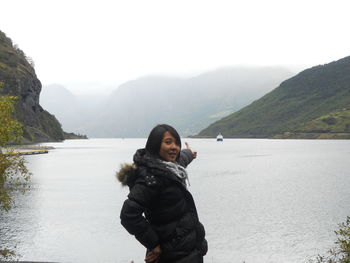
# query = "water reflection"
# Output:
<box><xmin>0</xmin><ymin>186</ymin><xmax>39</xmax><ymax>258</ymax></box>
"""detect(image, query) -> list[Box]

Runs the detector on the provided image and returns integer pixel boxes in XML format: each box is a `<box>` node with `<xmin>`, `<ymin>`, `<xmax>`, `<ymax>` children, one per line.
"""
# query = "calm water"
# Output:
<box><xmin>1</xmin><ymin>138</ymin><xmax>350</xmax><ymax>263</ymax></box>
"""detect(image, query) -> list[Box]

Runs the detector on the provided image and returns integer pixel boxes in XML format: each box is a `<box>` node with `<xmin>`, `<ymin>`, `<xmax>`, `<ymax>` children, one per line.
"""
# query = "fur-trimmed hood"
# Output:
<box><xmin>116</xmin><ymin>148</ymin><xmax>154</xmax><ymax>187</ymax></box>
<box><xmin>116</xmin><ymin>163</ymin><xmax>137</xmax><ymax>186</ymax></box>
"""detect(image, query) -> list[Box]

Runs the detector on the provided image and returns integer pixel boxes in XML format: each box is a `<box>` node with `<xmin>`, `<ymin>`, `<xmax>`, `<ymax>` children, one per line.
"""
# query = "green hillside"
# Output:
<box><xmin>198</xmin><ymin>56</ymin><xmax>350</xmax><ymax>138</ymax></box>
<box><xmin>0</xmin><ymin>30</ymin><xmax>64</xmax><ymax>142</ymax></box>
<box><xmin>273</xmin><ymin>109</ymin><xmax>350</xmax><ymax>139</ymax></box>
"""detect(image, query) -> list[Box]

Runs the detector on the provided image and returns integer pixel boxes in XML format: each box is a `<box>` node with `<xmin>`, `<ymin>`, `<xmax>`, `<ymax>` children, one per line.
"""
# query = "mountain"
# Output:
<box><xmin>198</xmin><ymin>56</ymin><xmax>350</xmax><ymax>138</ymax></box>
<box><xmin>40</xmin><ymin>84</ymin><xmax>79</xmax><ymax>132</ymax></box>
<box><xmin>78</xmin><ymin>66</ymin><xmax>293</xmax><ymax>137</ymax></box>
<box><xmin>0</xmin><ymin>30</ymin><xmax>64</xmax><ymax>142</ymax></box>
<box><xmin>40</xmin><ymin>84</ymin><xmax>107</xmax><ymax>134</ymax></box>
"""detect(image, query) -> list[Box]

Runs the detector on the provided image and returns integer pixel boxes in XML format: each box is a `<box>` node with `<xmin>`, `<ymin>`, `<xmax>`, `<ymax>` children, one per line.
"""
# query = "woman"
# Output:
<box><xmin>118</xmin><ymin>124</ymin><xmax>208</xmax><ymax>263</ymax></box>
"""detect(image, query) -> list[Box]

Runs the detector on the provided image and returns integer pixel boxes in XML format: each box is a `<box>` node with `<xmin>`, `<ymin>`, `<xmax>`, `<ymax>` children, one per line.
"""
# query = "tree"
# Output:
<box><xmin>0</xmin><ymin>96</ymin><xmax>23</xmax><ymax>149</ymax></box>
<box><xmin>309</xmin><ymin>216</ymin><xmax>350</xmax><ymax>263</ymax></box>
<box><xmin>0</xmin><ymin>96</ymin><xmax>31</xmax><ymax>260</ymax></box>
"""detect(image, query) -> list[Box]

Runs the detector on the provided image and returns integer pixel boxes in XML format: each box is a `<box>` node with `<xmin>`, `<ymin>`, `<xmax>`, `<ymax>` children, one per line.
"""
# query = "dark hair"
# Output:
<box><xmin>145</xmin><ymin>124</ymin><xmax>181</xmax><ymax>157</ymax></box>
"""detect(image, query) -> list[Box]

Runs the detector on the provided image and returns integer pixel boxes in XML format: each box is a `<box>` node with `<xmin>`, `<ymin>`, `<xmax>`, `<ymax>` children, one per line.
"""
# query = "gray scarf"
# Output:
<box><xmin>159</xmin><ymin>160</ymin><xmax>190</xmax><ymax>187</ymax></box>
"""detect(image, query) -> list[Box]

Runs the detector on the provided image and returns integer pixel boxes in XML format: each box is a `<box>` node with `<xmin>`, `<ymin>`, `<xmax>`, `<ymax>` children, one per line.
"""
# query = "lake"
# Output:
<box><xmin>1</xmin><ymin>138</ymin><xmax>350</xmax><ymax>263</ymax></box>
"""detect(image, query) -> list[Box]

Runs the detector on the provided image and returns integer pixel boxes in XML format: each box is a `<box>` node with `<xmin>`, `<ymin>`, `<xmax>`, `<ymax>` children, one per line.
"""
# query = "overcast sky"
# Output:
<box><xmin>1</xmin><ymin>0</ymin><xmax>350</xmax><ymax>94</ymax></box>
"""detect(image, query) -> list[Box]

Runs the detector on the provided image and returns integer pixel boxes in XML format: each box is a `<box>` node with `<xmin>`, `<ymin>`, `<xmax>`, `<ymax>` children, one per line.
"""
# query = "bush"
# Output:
<box><xmin>309</xmin><ymin>217</ymin><xmax>350</xmax><ymax>263</ymax></box>
<box><xmin>0</xmin><ymin>96</ymin><xmax>30</xmax><ymax>260</ymax></box>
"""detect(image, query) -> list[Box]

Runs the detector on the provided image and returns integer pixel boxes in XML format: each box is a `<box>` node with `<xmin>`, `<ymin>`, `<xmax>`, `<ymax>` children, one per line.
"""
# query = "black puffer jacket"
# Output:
<box><xmin>118</xmin><ymin>149</ymin><xmax>208</xmax><ymax>263</ymax></box>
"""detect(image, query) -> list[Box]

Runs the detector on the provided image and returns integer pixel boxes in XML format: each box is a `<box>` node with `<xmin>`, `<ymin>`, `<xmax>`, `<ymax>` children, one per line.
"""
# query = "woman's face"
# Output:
<box><xmin>159</xmin><ymin>131</ymin><xmax>180</xmax><ymax>162</ymax></box>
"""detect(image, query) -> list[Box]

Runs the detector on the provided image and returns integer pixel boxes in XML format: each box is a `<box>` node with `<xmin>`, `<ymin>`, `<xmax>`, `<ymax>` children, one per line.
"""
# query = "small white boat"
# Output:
<box><xmin>216</xmin><ymin>133</ymin><xmax>223</xmax><ymax>141</ymax></box>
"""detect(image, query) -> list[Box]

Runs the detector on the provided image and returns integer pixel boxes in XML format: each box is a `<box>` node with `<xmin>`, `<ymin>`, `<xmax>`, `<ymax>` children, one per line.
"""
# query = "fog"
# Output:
<box><xmin>41</xmin><ymin>66</ymin><xmax>295</xmax><ymax>137</ymax></box>
<box><xmin>1</xmin><ymin>0</ymin><xmax>350</xmax><ymax>95</ymax></box>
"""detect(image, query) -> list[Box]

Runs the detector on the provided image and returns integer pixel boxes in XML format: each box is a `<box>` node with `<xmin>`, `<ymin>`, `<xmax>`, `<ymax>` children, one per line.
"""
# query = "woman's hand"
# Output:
<box><xmin>145</xmin><ymin>245</ymin><xmax>161</xmax><ymax>262</ymax></box>
<box><xmin>185</xmin><ymin>142</ymin><xmax>197</xmax><ymax>159</ymax></box>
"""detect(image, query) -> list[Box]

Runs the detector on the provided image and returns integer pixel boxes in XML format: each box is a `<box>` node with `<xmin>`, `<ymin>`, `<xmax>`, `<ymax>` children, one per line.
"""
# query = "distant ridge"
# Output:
<box><xmin>68</xmin><ymin>66</ymin><xmax>293</xmax><ymax>137</ymax></box>
<box><xmin>198</xmin><ymin>56</ymin><xmax>350</xmax><ymax>138</ymax></box>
